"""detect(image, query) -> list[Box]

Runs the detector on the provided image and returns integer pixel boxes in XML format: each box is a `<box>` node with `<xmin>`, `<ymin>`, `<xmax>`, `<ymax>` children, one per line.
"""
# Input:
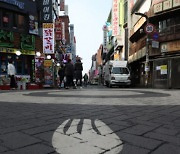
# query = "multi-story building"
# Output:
<box><xmin>105</xmin><ymin>0</ymin><xmax>125</xmax><ymax>62</ymax></box>
<box><xmin>129</xmin><ymin>0</ymin><xmax>180</xmax><ymax>88</ymax></box>
<box><xmin>0</xmin><ymin>0</ymin><xmax>60</xmax><ymax>88</ymax></box>
<box><xmin>0</xmin><ymin>0</ymin><xmax>41</xmax><ymax>84</ymax></box>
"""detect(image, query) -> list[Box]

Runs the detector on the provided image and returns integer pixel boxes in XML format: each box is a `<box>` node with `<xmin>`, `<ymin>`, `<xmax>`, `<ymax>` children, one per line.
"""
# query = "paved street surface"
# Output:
<box><xmin>0</xmin><ymin>86</ymin><xmax>180</xmax><ymax>154</ymax></box>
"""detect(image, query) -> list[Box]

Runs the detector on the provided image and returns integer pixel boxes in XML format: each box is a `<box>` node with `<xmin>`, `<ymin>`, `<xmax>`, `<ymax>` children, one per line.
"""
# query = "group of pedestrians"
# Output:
<box><xmin>58</xmin><ymin>58</ymin><xmax>88</xmax><ymax>89</ymax></box>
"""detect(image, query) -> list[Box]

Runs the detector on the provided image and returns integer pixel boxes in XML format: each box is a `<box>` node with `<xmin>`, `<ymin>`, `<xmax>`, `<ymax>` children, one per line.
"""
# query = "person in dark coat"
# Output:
<box><xmin>64</xmin><ymin>59</ymin><xmax>75</xmax><ymax>89</ymax></box>
<box><xmin>83</xmin><ymin>73</ymin><xmax>88</xmax><ymax>87</ymax></box>
<box><xmin>58</xmin><ymin>64</ymin><xmax>65</xmax><ymax>88</ymax></box>
<box><xmin>74</xmin><ymin>58</ymin><xmax>83</xmax><ymax>87</ymax></box>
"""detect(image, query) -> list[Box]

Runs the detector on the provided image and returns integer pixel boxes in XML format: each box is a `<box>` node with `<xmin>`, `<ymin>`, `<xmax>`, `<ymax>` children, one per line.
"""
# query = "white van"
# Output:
<box><xmin>104</xmin><ymin>60</ymin><xmax>131</xmax><ymax>87</ymax></box>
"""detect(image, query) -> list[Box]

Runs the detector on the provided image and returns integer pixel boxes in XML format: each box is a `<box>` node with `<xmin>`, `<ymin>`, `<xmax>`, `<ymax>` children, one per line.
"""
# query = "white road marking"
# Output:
<box><xmin>52</xmin><ymin>119</ymin><xmax>123</xmax><ymax>154</ymax></box>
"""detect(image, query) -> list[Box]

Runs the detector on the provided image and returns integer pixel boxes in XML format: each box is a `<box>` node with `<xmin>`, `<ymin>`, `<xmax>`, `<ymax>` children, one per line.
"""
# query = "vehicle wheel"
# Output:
<box><xmin>108</xmin><ymin>83</ymin><xmax>112</xmax><ymax>88</ymax></box>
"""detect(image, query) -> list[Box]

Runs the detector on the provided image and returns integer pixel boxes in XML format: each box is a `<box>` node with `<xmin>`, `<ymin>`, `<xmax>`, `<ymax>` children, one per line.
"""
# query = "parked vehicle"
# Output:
<box><xmin>104</xmin><ymin>60</ymin><xmax>131</xmax><ymax>87</ymax></box>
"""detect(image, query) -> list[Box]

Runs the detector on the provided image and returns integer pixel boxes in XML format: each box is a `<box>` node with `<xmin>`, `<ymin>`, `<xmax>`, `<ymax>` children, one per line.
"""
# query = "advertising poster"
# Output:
<box><xmin>44</xmin><ymin>60</ymin><xmax>54</xmax><ymax>87</ymax></box>
<box><xmin>35</xmin><ymin>57</ymin><xmax>44</xmax><ymax>83</ymax></box>
<box><xmin>29</xmin><ymin>15</ymin><xmax>39</xmax><ymax>35</ymax></box>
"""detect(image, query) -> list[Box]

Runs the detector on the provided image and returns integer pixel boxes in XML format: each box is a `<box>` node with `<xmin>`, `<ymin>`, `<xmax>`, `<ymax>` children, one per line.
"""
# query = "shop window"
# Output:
<box><xmin>24</xmin><ymin>56</ymin><xmax>29</xmax><ymax>74</ymax></box>
<box><xmin>0</xmin><ymin>55</ymin><xmax>7</xmax><ymax>74</ymax></box>
<box><xmin>16</xmin><ymin>56</ymin><xmax>23</xmax><ymax>74</ymax></box>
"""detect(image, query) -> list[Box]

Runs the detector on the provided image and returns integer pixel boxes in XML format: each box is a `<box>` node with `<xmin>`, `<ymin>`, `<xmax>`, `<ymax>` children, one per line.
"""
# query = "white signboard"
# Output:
<box><xmin>152</xmin><ymin>41</ymin><xmax>159</xmax><ymax>48</ymax></box>
<box><xmin>154</xmin><ymin>3</ymin><xmax>163</xmax><ymax>13</ymax></box>
<box><xmin>173</xmin><ymin>0</ymin><xmax>180</xmax><ymax>7</ymax></box>
<box><xmin>163</xmin><ymin>0</ymin><xmax>172</xmax><ymax>10</ymax></box>
<box><xmin>43</xmin><ymin>23</ymin><xmax>54</xmax><ymax>54</ymax></box>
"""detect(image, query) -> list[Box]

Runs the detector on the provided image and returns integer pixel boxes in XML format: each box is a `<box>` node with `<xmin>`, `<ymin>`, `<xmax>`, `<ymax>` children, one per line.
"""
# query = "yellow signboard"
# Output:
<box><xmin>0</xmin><ymin>47</ymin><xmax>35</xmax><ymax>55</ymax></box>
<box><xmin>43</xmin><ymin>23</ymin><xmax>54</xmax><ymax>28</ymax></box>
<box><xmin>44</xmin><ymin>60</ymin><xmax>52</xmax><ymax>67</ymax></box>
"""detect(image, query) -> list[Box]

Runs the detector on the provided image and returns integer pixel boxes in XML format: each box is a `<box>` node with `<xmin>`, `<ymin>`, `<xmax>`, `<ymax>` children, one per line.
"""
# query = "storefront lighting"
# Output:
<box><xmin>47</xmin><ymin>55</ymin><xmax>51</xmax><ymax>59</ymax></box>
<box><xmin>16</xmin><ymin>50</ymin><xmax>21</xmax><ymax>56</ymax></box>
<box><xmin>36</xmin><ymin>51</ymin><xmax>41</xmax><ymax>57</ymax></box>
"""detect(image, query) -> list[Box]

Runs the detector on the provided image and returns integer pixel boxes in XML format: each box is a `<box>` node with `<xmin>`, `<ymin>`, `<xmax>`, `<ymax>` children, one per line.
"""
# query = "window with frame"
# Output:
<box><xmin>158</xmin><ymin>17</ymin><xmax>180</xmax><ymax>35</ymax></box>
<box><xmin>2</xmin><ymin>11</ymin><xmax>10</xmax><ymax>28</ymax></box>
<box><xmin>0</xmin><ymin>9</ymin><xmax>26</xmax><ymax>32</ymax></box>
<box><xmin>13</xmin><ymin>13</ymin><xmax>25</xmax><ymax>31</ymax></box>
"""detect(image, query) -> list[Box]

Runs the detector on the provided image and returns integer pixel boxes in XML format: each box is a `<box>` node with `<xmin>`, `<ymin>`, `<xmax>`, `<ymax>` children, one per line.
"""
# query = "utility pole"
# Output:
<box><xmin>135</xmin><ymin>12</ymin><xmax>150</xmax><ymax>87</ymax></box>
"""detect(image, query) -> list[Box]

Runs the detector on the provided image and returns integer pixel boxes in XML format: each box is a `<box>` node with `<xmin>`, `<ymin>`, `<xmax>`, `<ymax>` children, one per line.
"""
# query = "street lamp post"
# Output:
<box><xmin>135</xmin><ymin>12</ymin><xmax>149</xmax><ymax>87</ymax></box>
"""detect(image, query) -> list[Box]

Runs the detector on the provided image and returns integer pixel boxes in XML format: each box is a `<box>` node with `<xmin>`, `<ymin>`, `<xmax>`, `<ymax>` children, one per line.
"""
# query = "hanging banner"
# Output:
<box><xmin>43</xmin><ymin>23</ymin><xmax>54</xmax><ymax>54</ymax></box>
<box><xmin>112</xmin><ymin>0</ymin><xmax>119</xmax><ymax>36</ymax></box>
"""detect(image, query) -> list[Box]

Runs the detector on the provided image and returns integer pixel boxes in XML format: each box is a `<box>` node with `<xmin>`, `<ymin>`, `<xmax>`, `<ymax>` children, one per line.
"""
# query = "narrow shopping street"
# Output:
<box><xmin>0</xmin><ymin>86</ymin><xmax>180</xmax><ymax>154</ymax></box>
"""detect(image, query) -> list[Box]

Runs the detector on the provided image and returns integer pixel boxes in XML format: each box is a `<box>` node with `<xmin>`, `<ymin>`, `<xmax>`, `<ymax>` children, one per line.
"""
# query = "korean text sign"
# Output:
<box><xmin>43</xmin><ymin>23</ymin><xmax>54</xmax><ymax>54</ymax></box>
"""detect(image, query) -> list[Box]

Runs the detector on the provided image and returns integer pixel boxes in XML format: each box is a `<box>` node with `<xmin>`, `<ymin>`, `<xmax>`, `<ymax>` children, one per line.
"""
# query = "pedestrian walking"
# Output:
<box><xmin>7</xmin><ymin>60</ymin><xmax>16</xmax><ymax>90</ymax></box>
<box><xmin>83</xmin><ymin>73</ymin><xmax>88</xmax><ymax>87</ymax></box>
<box><xmin>74</xmin><ymin>58</ymin><xmax>83</xmax><ymax>88</ymax></box>
<box><xmin>58</xmin><ymin>63</ymin><xmax>65</xmax><ymax>88</ymax></box>
<box><xmin>64</xmin><ymin>59</ymin><xmax>76</xmax><ymax>89</ymax></box>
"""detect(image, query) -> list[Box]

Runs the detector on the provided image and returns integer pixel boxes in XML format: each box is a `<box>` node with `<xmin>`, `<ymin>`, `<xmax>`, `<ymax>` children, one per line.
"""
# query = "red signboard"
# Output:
<box><xmin>55</xmin><ymin>18</ymin><xmax>62</xmax><ymax>41</ymax></box>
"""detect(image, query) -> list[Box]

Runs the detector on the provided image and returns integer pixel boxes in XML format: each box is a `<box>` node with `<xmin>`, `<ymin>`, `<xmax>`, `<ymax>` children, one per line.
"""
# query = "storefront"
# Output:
<box><xmin>0</xmin><ymin>47</ymin><xmax>35</xmax><ymax>89</ymax></box>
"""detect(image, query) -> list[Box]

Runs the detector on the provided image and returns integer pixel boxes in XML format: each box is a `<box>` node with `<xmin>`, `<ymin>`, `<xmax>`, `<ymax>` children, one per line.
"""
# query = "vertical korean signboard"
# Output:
<box><xmin>102</xmin><ymin>25</ymin><xmax>108</xmax><ymax>53</ymax></box>
<box><xmin>41</xmin><ymin>0</ymin><xmax>53</xmax><ymax>23</ymax></box>
<box><xmin>112</xmin><ymin>0</ymin><xmax>119</xmax><ymax>36</ymax></box>
<box><xmin>43</xmin><ymin>23</ymin><xmax>54</xmax><ymax>54</ymax></box>
<box><xmin>55</xmin><ymin>18</ymin><xmax>62</xmax><ymax>41</ymax></box>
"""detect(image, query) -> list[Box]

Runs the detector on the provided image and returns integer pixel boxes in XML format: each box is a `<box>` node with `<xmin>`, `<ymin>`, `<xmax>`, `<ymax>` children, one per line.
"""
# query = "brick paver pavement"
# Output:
<box><xmin>0</xmin><ymin>86</ymin><xmax>180</xmax><ymax>154</ymax></box>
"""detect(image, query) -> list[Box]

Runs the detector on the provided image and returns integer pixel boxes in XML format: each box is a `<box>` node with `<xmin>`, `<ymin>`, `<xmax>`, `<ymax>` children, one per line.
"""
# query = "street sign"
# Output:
<box><xmin>153</xmin><ymin>32</ymin><xmax>159</xmax><ymax>40</ymax></box>
<box><xmin>144</xmin><ymin>23</ymin><xmax>155</xmax><ymax>34</ymax></box>
<box><xmin>152</xmin><ymin>40</ymin><xmax>159</xmax><ymax>48</ymax></box>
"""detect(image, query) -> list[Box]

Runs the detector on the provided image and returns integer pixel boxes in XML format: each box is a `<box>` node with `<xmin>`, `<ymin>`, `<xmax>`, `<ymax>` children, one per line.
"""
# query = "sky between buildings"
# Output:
<box><xmin>65</xmin><ymin>0</ymin><xmax>112</xmax><ymax>74</ymax></box>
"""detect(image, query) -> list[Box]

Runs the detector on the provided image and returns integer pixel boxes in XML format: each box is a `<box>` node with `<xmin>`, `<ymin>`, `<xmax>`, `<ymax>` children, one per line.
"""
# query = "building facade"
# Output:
<box><xmin>0</xmin><ymin>0</ymin><xmax>41</xmax><ymax>83</ymax></box>
<box><xmin>0</xmin><ymin>0</ymin><xmax>60</xmax><ymax>88</ymax></box>
<box><xmin>129</xmin><ymin>0</ymin><xmax>180</xmax><ymax>88</ymax></box>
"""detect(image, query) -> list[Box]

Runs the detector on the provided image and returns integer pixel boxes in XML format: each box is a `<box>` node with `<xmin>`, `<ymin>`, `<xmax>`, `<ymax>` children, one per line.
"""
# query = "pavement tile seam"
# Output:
<box><xmin>144</xmin><ymin>132</ymin><xmax>180</xmax><ymax>146</ymax></box>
